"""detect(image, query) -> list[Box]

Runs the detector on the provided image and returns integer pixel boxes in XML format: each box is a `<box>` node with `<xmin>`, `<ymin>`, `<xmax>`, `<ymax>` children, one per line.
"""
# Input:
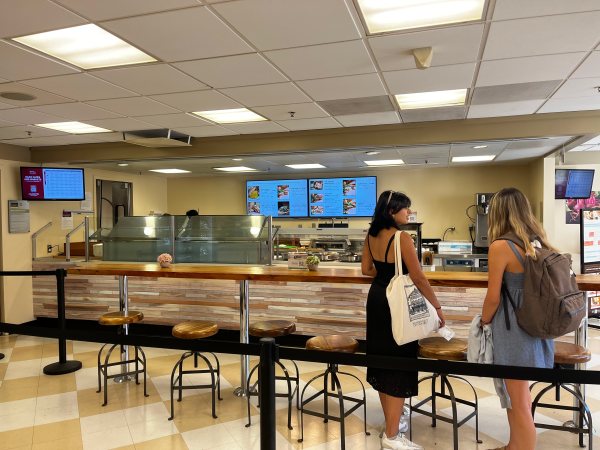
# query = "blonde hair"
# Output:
<box><xmin>488</xmin><ymin>187</ymin><xmax>557</xmax><ymax>258</ymax></box>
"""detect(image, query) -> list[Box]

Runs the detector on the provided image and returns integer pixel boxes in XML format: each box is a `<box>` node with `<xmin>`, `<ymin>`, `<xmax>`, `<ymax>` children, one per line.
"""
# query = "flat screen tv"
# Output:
<box><xmin>580</xmin><ymin>208</ymin><xmax>600</xmax><ymax>274</ymax></box>
<box><xmin>246</xmin><ymin>179</ymin><xmax>308</xmax><ymax>217</ymax></box>
<box><xmin>21</xmin><ymin>167</ymin><xmax>85</xmax><ymax>201</ymax></box>
<box><xmin>555</xmin><ymin>169</ymin><xmax>595</xmax><ymax>199</ymax></box>
<box><xmin>308</xmin><ymin>176</ymin><xmax>377</xmax><ymax>218</ymax></box>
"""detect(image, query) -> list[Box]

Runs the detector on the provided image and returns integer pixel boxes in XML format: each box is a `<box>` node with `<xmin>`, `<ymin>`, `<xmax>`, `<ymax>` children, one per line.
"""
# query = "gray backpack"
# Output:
<box><xmin>500</xmin><ymin>233</ymin><xmax>585</xmax><ymax>339</ymax></box>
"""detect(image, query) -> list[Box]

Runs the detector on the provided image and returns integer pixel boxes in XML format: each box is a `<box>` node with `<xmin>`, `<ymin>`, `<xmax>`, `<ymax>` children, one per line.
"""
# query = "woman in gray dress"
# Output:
<box><xmin>480</xmin><ymin>188</ymin><xmax>554</xmax><ymax>450</ymax></box>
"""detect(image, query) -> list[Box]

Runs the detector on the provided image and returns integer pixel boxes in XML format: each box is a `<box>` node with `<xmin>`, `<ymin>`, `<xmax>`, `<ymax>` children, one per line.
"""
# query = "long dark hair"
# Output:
<box><xmin>368</xmin><ymin>190</ymin><xmax>411</xmax><ymax>236</ymax></box>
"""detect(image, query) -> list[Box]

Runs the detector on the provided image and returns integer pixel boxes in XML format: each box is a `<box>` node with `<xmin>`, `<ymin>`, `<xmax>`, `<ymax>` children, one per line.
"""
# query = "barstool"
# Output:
<box><xmin>245</xmin><ymin>319</ymin><xmax>299</xmax><ymax>430</ymax></box>
<box><xmin>168</xmin><ymin>320</ymin><xmax>222</xmax><ymax>420</ymax></box>
<box><xmin>410</xmin><ymin>337</ymin><xmax>481</xmax><ymax>450</ymax></box>
<box><xmin>531</xmin><ymin>341</ymin><xmax>593</xmax><ymax>449</ymax></box>
<box><xmin>97</xmin><ymin>310</ymin><xmax>148</xmax><ymax>406</ymax></box>
<box><xmin>298</xmin><ymin>335</ymin><xmax>370</xmax><ymax>450</ymax></box>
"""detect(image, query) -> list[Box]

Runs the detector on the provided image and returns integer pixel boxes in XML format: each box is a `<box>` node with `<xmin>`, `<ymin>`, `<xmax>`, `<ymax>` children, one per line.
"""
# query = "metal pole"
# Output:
<box><xmin>573</xmin><ymin>301</ymin><xmax>589</xmax><ymax>425</ymax></box>
<box><xmin>170</xmin><ymin>215</ymin><xmax>176</xmax><ymax>262</ymax></box>
<box><xmin>259</xmin><ymin>338</ymin><xmax>277</xmax><ymax>450</ymax></box>
<box><xmin>43</xmin><ymin>269</ymin><xmax>82</xmax><ymax>375</ymax></box>
<box><xmin>84</xmin><ymin>217</ymin><xmax>90</xmax><ymax>262</ymax></box>
<box><xmin>267</xmin><ymin>216</ymin><xmax>273</xmax><ymax>266</ymax></box>
<box><xmin>234</xmin><ymin>280</ymin><xmax>250</xmax><ymax>397</ymax></box>
<box><xmin>115</xmin><ymin>275</ymin><xmax>132</xmax><ymax>382</ymax></box>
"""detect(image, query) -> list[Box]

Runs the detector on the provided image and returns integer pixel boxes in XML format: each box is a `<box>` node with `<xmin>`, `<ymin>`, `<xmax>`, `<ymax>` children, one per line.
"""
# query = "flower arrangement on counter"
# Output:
<box><xmin>157</xmin><ymin>253</ymin><xmax>173</xmax><ymax>268</ymax></box>
<box><xmin>305</xmin><ymin>255</ymin><xmax>320</xmax><ymax>271</ymax></box>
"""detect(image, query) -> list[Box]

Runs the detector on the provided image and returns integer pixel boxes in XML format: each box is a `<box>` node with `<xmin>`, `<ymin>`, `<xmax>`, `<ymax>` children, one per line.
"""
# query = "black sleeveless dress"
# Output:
<box><xmin>366</xmin><ymin>233</ymin><xmax>419</xmax><ymax>398</ymax></box>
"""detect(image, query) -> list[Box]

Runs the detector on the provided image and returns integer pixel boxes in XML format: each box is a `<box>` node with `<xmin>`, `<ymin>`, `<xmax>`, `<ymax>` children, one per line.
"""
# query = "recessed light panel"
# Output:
<box><xmin>192</xmin><ymin>108</ymin><xmax>267</xmax><ymax>124</ymax></box>
<box><xmin>214</xmin><ymin>166</ymin><xmax>257</xmax><ymax>172</ymax></box>
<box><xmin>13</xmin><ymin>24</ymin><xmax>156</xmax><ymax>69</ymax></box>
<box><xmin>364</xmin><ymin>159</ymin><xmax>405</xmax><ymax>166</ymax></box>
<box><xmin>149</xmin><ymin>169</ymin><xmax>190</xmax><ymax>174</ymax></box>
<box><xmin>285</xmin><ymin>164</ymin><xmax>326</xmax><ymax>169</ymax></box>
<box><xmin>452</xmin><ymin>155</ymin><xmax>495</xmax><ymax>162</ymax></box>
<box><xmin>395</xmin><ymin>89</ymin><xmax>467</xmax><ymax>110</ymax></box>
<box><xmin>472</xmin><ymin>145</ymin><xmax>488</xmax><ymax>149</ymax></box>
<box><xmin>357</xmin><ymin>0</ymin><xmax>486</xmax><ymax>34</ymax></box>
<box><xmin>35</xmin><ymin>121</ymin><xmax>112</xmax><ymax>134</ymax></box>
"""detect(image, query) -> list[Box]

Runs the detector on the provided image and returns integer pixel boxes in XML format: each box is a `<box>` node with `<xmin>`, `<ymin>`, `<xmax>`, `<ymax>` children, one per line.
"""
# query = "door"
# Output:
<box><xmin>96</xmin><ymin>180</ymin><xmax>133</xmax><ymax>231</ymax></box>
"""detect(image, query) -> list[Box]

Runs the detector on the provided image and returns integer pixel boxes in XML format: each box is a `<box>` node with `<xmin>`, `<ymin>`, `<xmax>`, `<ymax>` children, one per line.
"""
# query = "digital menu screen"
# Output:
<box><xmin>246</xmin><ymin>179</ymin><xmax>308</xmax><ymax>217</ymax></box>
<box><xmin>556</xmin><ymin>169</ymin><xmax>595</xmax><ymax>199</ymax></box>
<box><xmin>581</xmin><ymin>208</ymin><xmax>600</xmax><ymax>274</ymax></box>
<box><xmin>20</xmin><ymin>167</ymin><xmax>85</xmax><ymax>201</ymax></box>
<box><xmin>308</xmin><ymin>176</ymin><xmax>377</xmax><ymax>217</ymax></box>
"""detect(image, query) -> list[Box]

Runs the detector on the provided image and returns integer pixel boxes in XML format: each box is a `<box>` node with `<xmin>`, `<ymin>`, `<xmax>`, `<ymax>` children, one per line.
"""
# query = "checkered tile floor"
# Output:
<box><xmin>2</xmin><ymin>332</ymin><xmax>600</xmax><ymax>449</ymax></box>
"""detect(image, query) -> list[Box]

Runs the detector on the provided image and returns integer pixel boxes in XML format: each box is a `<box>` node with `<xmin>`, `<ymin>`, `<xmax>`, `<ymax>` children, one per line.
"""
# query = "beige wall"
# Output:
<box><xmin>167</xmin><ymin>163</ymin><xmax>534</xmax><ymax>240</ymax></box>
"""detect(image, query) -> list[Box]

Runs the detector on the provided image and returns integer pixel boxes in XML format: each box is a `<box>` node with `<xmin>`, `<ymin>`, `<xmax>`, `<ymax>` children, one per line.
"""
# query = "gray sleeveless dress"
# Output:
<box><xmin>490</xmin><ymin>241</ymin><xmax>554</xmax><ymax>369</ymax></box>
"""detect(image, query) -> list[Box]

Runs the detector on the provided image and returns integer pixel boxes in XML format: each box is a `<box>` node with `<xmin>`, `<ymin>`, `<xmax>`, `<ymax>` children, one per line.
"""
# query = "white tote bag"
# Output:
<box><xmin>386</xmin><ymin>231</ymin><xmax>439</xmax><ymax>346</ymax></box>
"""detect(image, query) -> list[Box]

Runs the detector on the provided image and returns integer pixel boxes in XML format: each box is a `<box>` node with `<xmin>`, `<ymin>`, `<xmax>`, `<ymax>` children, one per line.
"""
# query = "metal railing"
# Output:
<box><xmin>31</xmin><ymin>221</ymin><xmax>52</xmax><ymax>261</ymax></box>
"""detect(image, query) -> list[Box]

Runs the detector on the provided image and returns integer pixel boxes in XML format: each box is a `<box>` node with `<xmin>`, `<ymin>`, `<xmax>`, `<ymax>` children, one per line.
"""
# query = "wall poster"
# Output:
<box><xmin>566</xmin><ymin>191</ymin><xmax>600</xmax><ymax>224</ymax></box>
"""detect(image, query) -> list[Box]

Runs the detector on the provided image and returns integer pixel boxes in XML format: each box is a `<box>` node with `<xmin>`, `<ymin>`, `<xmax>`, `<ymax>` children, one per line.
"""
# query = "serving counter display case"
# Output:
<box><xmin>100</xmin><ymin>215</ymin><xmax>272</xmax><ymax>264</ymax></box>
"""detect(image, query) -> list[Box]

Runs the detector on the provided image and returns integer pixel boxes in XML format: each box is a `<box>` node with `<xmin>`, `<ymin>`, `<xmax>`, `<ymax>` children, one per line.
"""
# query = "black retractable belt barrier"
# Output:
<box><xmin>259</xmin><ymin>338</ymin><xmax>277</xmax><ymax>450</ymax></box>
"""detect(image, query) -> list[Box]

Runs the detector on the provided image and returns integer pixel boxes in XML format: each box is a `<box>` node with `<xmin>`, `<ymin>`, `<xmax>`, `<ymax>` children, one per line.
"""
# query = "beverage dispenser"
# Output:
<box><xmin>475</xmin><ymin>193</ymin><xmax>494</xmax><ymax>248</ymax></box>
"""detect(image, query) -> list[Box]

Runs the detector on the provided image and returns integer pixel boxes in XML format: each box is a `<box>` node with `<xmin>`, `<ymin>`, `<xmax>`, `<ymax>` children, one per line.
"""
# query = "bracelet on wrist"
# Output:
<box><xmin>435</xmin><ymin>306</ymin><xmax>442</xmax><ymax>310</ymax></box>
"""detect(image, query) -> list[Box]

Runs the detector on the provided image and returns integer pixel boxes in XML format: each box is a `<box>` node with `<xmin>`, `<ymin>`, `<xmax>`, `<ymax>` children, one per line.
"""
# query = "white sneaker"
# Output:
<box><xmin>381</xmin><ymin>432</ymin><xmax>423</xmax><ymax>450</ymax></box>
<box><xmin>379</xmin><ymin>405</ymin><xmax>410</xmax><ymax>438</ymax></box>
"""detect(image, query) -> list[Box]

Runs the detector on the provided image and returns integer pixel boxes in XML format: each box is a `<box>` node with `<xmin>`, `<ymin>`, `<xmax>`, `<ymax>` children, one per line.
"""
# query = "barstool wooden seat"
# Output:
<box><xmin>531</xmin><ymin>341</ymin><xmax>593</xmax><ymax>449</ymax></box>
<box><xmin>411</xmin><ymin>337</ymin><xmax>481</xmax><ymax>450</ymax></box>
<box><xmin>97</xmin><ymin>310</ymin><xmax>148</xmax><ymax>406</ymax></box>
<box><xmin>169</xmin><ymin>320</ymin><xmax>222</xmax><ymax>421</ymax></box>
<box><xmin>298</xmin><ymin>334</ymin><xmax>369</xmax><ymax>450</ymax></box>
<box><xmin>246</xmin><ymin>319</ymin><xmax>299</xmax><ymax>430</ymax></box>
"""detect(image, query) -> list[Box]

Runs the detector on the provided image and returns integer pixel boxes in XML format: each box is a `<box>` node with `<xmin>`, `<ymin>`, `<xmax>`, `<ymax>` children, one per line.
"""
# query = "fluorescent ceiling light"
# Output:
<box><xmin>232</xmin><ymin>158</ymin><xmax>243</xmax><ymax>161</ymax></box>
<box><xmin>357</xmin><ymin>0</ymin><xmax>486</xmax><ymax>34</ymax></box>
<box><xmin>472</xmin><ymin>145</ymin><xmax>488</xmax><ymax>149</ymax></box>
<box><xmin>452</xmin><ymin>155</ymin><xmax>495</xmax><ymax>162</ymax></box>
<box><xmin>395</xmin><ymin>89</ymin><xmax>467</xmax><ymax>110</ymax></box>
<box><xmin>364</xmin><ymin>159</ymin><xmax>405</xmax><ymax>166</ymax></box>
<box><xmin>117</xmin><ymin>163</ymin><xmax>129</xmax><ymax>167</ymax></box>
<box><xmin>35</xmin><ymin>121</ymin><xmax>112</xmax><ymax>134</ymax></box>
<box><xmin>214</xmin><ymin>166</ymin><xmax>257</xmax><ymax>172</ymax></box>
<box><xmin>192</xmin><ymin>108</ymin><xmax>267</xmax><ymax>124</ymax></box>
<box><xmin>149</xmin><ymin>169</ymin><xmax>190</xmax><ymax>174</ymax></box>
<box><xmin>365</xmin><ymin>151</ymin><xmax>381</xmax><ymax>155</ymax></box>
<box><xmin>13</xmin><ymin>24</ymin><xmax>156</xmax><ymax>69</ymax></box>
<box><xmin>285</xmin><ymin>164</ymin><xmax>326</xmax><ymax>169</ymax></box>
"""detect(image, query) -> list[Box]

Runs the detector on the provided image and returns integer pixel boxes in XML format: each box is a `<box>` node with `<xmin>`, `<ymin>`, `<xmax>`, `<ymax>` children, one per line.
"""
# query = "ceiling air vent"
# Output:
<box><xmin>123</xmin><ymin>129</ymin><xmax>191</xmax><ymax>147</ymax></box>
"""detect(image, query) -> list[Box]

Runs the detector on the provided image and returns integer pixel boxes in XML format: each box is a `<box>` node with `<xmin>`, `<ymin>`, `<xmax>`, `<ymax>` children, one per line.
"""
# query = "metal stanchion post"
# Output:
<box><xmin>114</xmin><ymin>275</ymin><xmax>132</xmax><ymax>382</ymax></box>
<box><xmin>259</xmin><ymin>338</ymin><xmax>276</xmax><ymax>450</ymax></box>
<box><xmin>234</xmin><ymin>280</ymin><xmax>250</xmax><ymax>397</ymax></box>
<box><xmin>43</xmin><ymin>269</ymin><xmax>82</xmax><ymax>375</ymax></box>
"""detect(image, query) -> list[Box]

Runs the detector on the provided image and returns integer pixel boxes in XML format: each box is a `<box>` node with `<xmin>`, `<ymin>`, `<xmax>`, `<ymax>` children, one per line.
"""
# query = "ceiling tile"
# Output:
<box><xmin>171</xmin><ymin>125</ymin><xmax>238</xmax><ymax>137</ymax></box>
<box><xmin>92</xmin><ymin>64</ymin><xmax>209</xmax><ymax>95</ymax></box>
<box><xmin>383</xmin><ymin>63</ymin><xmax>476</xmax><ymax>94</ymax></box>
<box><xmin>484</xmin><ymin>12</ymin><xmax>600</xmax><ymax>60</ymax></box>
<box><xmin>0</xmin><ymin>100</ymin><xmax>17</xmax><ymax>110</ymax></box>
<box><xmin>397</xmin><ymin>145</ymin><xmax>449</xmax><ymax>158</ymax></box>
<box><xmin>53</xmin><ymin>0</ymin><xmax>200</xmax><ymax>21</ymax></box>
<box><xmin>0</xmin><ymin>118</ymin><xmax>19</xmax><ymax>127</ymax></box>
<box><xmin>84</xmin><ymin>117</ymin><xmax>157</xmax><ymax>131</ymax></box>
<box><xmin>400</xmin><ymin>106</ymin><xmax>467</xmax><ymax>123</ymax></box>
<box><xmin>476</xmin><ymin>53</ymin><xmax>587</xmax><ymax>87</ymax></box>
<box><xmin>318</xmin><ymin>96</ymin><xmax>395</xmax><ymax>115</ymax></box>
<box><xmin>492</xmin><ymin>0</ymin><xmax>600</xmax><ymax>20</ymax></box>
<box><xmin>86</xmin><ymin>97</ymin><xmax>179</xmax><ymax>116</ymax></box>
<box><xmin>23</xmin><ymin>73</ymin><xmax>137</xmax><ymax>101</ymax></box>
<box><xmin>265</xmin><ymin>41</ymin><xmax>376</xmax><ymax>80</ymax></box>
<box><xmin>0</xmin><ymin>108</ymin><xmax>64</xmax><ymax>125</ymax></box>
<box><xmin>252</xmin><ymin>103</ymin><xmax>328</xmax><ymax>121</ymax></box>
<box><xmin>297</xmin><ymin>73</ymin><xmax>386</xmax><ymax>101</ymax></box>
<box><xmin>10</xmin><ymin>134</ymin><xmax>112</xmax><ymax>147</ymax></box>
<box><xmin>369</xmin><ymin>24</ymin><xmax>484</xmax><ymax>72</ymax></box>
<box><xmin>0</xmin><ymin>125</ymin><xmax>66</xmax><ymax>140</ymax></box>
<box><xmin>495</xmin><ymin>147</ymin><xmax>553</xmax><ymax>161</ymax></box>
<box><xmin>173</xmin><ymin>54</ymin><xmax>287</xmax><ymax>89</ymax></box>
<box><xmin>0</xmin><ymin>41</ymin><xmax>79</xmax><ymax>81</ymax></box>
<box><xmin>471</xmin><ymin>80</ymin><xmax>561</xmax><ymax>105</ymax></box>
<box><xmin>220</xmin><ymin>83</ymin><xmax>310</xmax><ymax>107</ymax></box>
<box><xmin>222</xmin><ymin>121</ymin><xmax>288</xmax><ymax>134</ymax></box>
<box><xmin>538</xmin><ymin>96</ymin><xmax>600</xmax><ymax>113</ymax></box>
<box><xmin>133</xmin><ymin>113</ymin><xmax>209</xmax><ymax>128</ymax></box>
<box><xmin>0</xmin><ymin>0</ymin><xmax>86</xmax><ymax>39</ymax></box>
<box><xmin>150</xmin><ymin>90</ymin><xmax>240</xmax><ymax>111</ymax></box>
<box><xmin>31</xmin><ymin>102</ymin><xmax>122</xmax><ymax>120</ymax></box>
<box><xmin>467</xmin><ymin>100</ymin><xmax>544</xmax><ymax>118</ymax></box>
<box><xmin>102</xmin><ymin>7</ymin><xmax>253</xmax><ymax>62</ymax></box>
<box><xmin>276</xmin><ymin>117</ymin><xmax>341</xmax><ymax>131</ymax></box>
<box><xmin>553</xmin><ymin>77</ymin><xmax>600</xmax><ymax>99</ymax></box>
<box><xmin>0</xmin><ymin>82</ymin><xmax>73</xmax><ymax>106</ymax></box>
<box><xmin>451</xmin><ymin>141</ymin><xmax>508</xmax><ymax>156</ymax></box>
<box><xmin>571</xmin><ymin>52</ymin><xmax>600</xmax><ymax>79</ymax></box>
<box><xmin>335</xmin><ymin>112</ymin><xmax>400</xmax><ymax>127</ymax></box>
<box><xmin>213</xmin><ymin>0</ymin><xmax>360</xmax><ymax>51</ymax></box>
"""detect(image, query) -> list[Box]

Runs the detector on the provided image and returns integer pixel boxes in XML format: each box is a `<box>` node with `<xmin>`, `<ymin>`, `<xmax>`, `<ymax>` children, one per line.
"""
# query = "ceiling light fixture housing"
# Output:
<box><xmin>149</xmin><ymin>169</ymin><xmax>190</xmax><ymax>174</ymax></box>
<box><xmin>364</xmin><ymin>159</ymin><xmax>405</xmax><ymax>166</ymax></box>
<box><xmin>214</xmin><ymin>166</ymin><xmax>257</xmax><ymax>172</ymax></box>
<box><xmin>472</xmin><ymin>145</ymin><xmax>488</xmax><ymax>149</ymax></box>
<box><xmin>123</xmin><ymin>129</ymin><xmax>191</xmax><ymax>147</ymax></box>
<box><xmin>357</xmin><ymin>0</ymin><xmax>486</xmax><ymax>34</ymax></box>
<box><xmin>285</xmin><ymin>164</ymin><xmax>326</xmax><ymax>169</ymax></box>
<box><xmin>36</xmin><ymin>121</ymin><xmax>112</xmax><ymax>134</ymax></box>
<box><xmin>452</xmin><ymin>155</ymin><xmax>495</xmax><ymax>162</ymax></box>
<box><xmin>396</xmin><ymin>89</ymin><xmax>467</xmax><ymax>110</ymax></box>
<box><xmin>192</xmin><ymin>108</ymin><xmax>267</xmax><ymax>124</ymax></box>
<box><xmin>13</xmin><ymin>24</ymin><xmax>156</xmax><ymax>69</ymax></box>
<box><xmin>0</xmin><ymin>92</ymin><xmax>36</xmax><ymax>101</ymax></box>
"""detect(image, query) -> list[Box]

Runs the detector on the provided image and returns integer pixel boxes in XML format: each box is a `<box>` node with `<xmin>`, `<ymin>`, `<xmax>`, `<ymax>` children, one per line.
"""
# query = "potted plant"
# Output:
<box><xmin>306</xmin><ymin>255</ymin><xmax>320</xmax><ymax>271</ymax></box>
<box><xmin>157</xmin><ymin>253</ymin><xmax>173</xmax><ymax>268</ymax></box>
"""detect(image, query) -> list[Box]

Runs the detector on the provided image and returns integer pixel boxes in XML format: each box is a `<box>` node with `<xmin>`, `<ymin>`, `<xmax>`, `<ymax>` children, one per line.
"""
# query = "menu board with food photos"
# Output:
<box><xmin>308</xmin><ymin>176</ymin><xmax>377</xmax><ymax>217</ymax></box>
<box><xmin>246</xmin><ymin>179</ymin><xmax>308</xmax><ymax>217</ymax></box>
<box><xmin>581</xmin><ymin>208</ymin><xmax>600</xmax><ymax>274</ymax></box>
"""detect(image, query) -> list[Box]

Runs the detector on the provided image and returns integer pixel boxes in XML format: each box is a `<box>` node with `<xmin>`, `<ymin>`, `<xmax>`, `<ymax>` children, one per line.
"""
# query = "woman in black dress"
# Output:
<box><xmin>361</xmin><ymin>191</ymin><xmax>445</xmax><ymax>450</ymax></box>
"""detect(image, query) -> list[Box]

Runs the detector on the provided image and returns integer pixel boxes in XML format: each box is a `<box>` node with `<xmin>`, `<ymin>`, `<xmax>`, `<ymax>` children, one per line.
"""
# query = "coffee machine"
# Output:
<box><xmin>474</xmin><ymin>193</ymin><xmax>495</xmax><ymax>248</ymax></box>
